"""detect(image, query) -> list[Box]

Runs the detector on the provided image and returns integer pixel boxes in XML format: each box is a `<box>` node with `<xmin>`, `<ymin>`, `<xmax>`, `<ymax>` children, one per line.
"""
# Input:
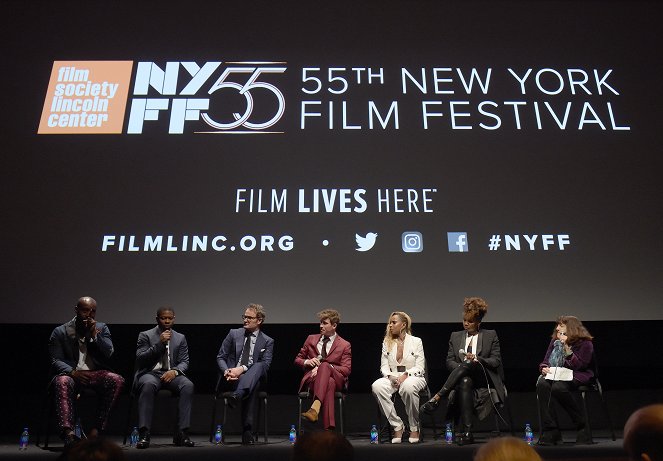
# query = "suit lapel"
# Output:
<box><xmin>476</xmin><ymin>330</ymin><xmax>483</xmax><ymax>356</ymax></box>
<box><xmin>253</xmin><ymin>331</ymin><xmax>265</xmax><ymax>361</ymax></box>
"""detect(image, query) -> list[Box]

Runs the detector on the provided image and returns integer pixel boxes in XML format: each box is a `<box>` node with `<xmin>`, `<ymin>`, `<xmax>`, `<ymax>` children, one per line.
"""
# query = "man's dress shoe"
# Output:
<box><xmin>136</xmin><ymin>429</ymin><xmax>150</xmax><ymax>449</ymax></box>
<box><xmin>301</xmin><ymin>408</ymin><xmax>319</xmax><ymax>422</ymax></box>
<box><xmin>173</xmin><ymin>430</ymin><xmax>195</xmax><ymax>447</ymax></box>
<box><xmin>242</xmin><ymin>430</ymin><xmax>255</xmax><ymax>445</ymax></box>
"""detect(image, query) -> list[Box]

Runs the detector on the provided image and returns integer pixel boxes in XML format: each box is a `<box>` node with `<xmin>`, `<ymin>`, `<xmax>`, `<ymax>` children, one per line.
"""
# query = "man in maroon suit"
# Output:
<box><xmin>295</xmin><ymin>309</ymin><xmax>352</xmax><ymax>430</ymax></box>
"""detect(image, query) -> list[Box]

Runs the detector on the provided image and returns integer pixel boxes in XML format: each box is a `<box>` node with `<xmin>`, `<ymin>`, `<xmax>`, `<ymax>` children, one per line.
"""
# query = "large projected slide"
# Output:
<box><xmin>3</xmin><ymin>2</ymin><xmax>662</xmax><ymax>323</ymax></box>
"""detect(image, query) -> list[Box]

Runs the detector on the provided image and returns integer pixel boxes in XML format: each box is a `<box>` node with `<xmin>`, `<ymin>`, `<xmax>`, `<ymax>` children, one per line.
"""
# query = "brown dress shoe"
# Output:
<box><xmin>301</xmin><ymin>408</ymin><xmax>319</xmax><ymax>422</ymax></box>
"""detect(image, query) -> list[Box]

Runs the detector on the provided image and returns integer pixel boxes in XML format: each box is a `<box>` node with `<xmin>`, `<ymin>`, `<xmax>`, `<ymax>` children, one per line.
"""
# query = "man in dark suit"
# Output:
<box><xmin>216</xmin><ymin>303</ymin><xmax>274</xmax><ymax>444</ymax></box>
<box><xmin>48</xmin><ymin>296</ymin><xmax>125</xmax><ymax>447</ymax></box>
<box><xmin>134</xmin><ymin>307</ymin><xmax>195</xmax><ymax>448</ymax></box>
<box><xmin>421</xmin><ymin>297</ymin><xmax>503</xmax><ymax>445</ymax></box>
<box><xmin>295</xmin><ymin>309</ymin><xmax>352</xmax><ymax>431</ymax></box>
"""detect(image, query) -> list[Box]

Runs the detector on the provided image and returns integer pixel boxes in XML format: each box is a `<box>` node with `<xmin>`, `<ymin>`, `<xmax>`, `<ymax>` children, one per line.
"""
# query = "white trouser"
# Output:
<box><xmin>372</xmin><ymin>376</ymin><xmax>427</xmax><ymax>432</ymax></box>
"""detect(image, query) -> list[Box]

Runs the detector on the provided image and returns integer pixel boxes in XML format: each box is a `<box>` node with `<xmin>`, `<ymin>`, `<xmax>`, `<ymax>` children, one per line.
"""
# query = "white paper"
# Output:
<box><xmin>545</xmin><ymin>366</ymin><xmax>573</xmax><ymax>381</ymax></box>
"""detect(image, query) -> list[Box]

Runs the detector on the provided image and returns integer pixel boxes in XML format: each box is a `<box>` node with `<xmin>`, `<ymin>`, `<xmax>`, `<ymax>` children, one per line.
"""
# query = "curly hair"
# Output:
<box><xmin>463</xmin><ymin>297</ymin><xmax>488</xmax><ymax>322</ymax></box>
<box><xmin>246</xmin><ymin>303</ymin><xmax>266</xmax><ymax>322</ymax></box>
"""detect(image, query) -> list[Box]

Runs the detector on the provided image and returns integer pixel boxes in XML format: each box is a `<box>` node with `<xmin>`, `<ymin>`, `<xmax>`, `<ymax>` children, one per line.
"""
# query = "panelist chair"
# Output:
<box><xmin>36</xmin><ymin>380</ymin><xmax>98</xmax><ymax>448</ymax></box>
<box><xmin>209</xmin><ymin>375</ymin><xmax>268</xmax><ymax>443</ymax></box>
<box><xmin>297</xmin><ymin>388</ymin><xmax>347</xmax><ymax>434</ymax></box>
<box><xmin>122</xmin><ymin>366</ymin><xmax>181</xmax><ymax>445</ymax></box>
<box><xmin>536</xmin><ymin>351</ymin><xmax>616</xmax><ymax>442</ymax></box>
<box><xmin>377</xmin><ymin>360</ymin><xmax>438</xmax><ymax>442</ymax></box>
<box><xmin>442</xmin><ymin>360</ymin><xmax>514</xmax><ymax>438</ymax></box>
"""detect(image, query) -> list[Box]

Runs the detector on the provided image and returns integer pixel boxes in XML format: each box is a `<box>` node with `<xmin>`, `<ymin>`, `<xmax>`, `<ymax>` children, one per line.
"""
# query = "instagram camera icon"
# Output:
<box><xmin>402</xmin><ymin>232</ymin><xmax>423</xmax><ymax>253</ymax></box>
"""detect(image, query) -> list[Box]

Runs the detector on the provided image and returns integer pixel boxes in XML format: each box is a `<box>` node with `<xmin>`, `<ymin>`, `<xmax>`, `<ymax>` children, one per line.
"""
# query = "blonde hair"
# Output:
<box><xmin>383</xmin><ymin>311</ymin><xmax>412</xmax><ymax>350</ymax></box>
<box><xmin>473</xmin><ymin>436</ymin><xmax>542</xmax><ymax>461</ymax></box>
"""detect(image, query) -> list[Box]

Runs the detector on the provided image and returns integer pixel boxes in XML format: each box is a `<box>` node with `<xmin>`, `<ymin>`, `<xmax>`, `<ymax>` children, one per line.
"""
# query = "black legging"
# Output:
<box><xmin>436</xmin><ymin>361</ymin><xmax>489</xmax><ymax>429</ymax></box>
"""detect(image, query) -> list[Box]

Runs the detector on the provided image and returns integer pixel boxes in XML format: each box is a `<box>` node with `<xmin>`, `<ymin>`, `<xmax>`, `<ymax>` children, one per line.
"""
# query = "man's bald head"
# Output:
<box><xmin>77</xmin><ymin>297</ymin><xmax>97</xmax><ymax>309</ymax></box>
<box><xmin>624</xmin><ymin>404</ymin><xmax>663</xmax><ymax>461</ymax></box>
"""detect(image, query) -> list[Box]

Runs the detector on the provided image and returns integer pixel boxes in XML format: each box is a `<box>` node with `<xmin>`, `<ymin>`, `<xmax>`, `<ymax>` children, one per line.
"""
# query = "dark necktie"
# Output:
<box><xmin>467</xmin><ymin>335</ymin><xmax>473</xmax><ymax>354</ymax></box>
<box><xmin>321</xmin><ymin>336</ymin><xmax>329</xmax><ymax>359</ymax></box>
<box><xmin>240</xmin><ymin>332</ymin><xmax>252</xmax><ymax>366</ymax></box>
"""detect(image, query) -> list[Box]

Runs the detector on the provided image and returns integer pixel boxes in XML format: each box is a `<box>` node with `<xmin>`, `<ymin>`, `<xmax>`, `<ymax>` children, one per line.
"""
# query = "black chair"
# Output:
<box><xmin>536</xmin><ymin>351</ymin><xmax>616</xmax><ymax>442</ymax></box>
<box><xmin>36</xmin><ymin>379</ymin><xmax>97</xmax><ymax>448</ymax></box>
<box><xmin>122</xmin><ymin>379</ymin><xmax>180</xmax><ymax>445</ymax></box>
<box><xmin>442</xmin><ymin>360</ymin><xmax>514</xmax><ymax>438</ymax></box>
<box><xmin>297</xmin><ymin>389</ymin><xmax>346</xmax><ymax>434</ymax></box>
<box><xmin>209</xmin><ymin>375</ymin><xmax>268</xmax><ymax>443</ymax></box>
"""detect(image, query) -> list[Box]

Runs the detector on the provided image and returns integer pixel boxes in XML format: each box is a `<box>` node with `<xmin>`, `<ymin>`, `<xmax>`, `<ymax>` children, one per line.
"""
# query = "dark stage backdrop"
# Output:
<box><xmin>2</xmin><ymin>1</ymin><xmax>663</xmax><ymax>324</ymax></box>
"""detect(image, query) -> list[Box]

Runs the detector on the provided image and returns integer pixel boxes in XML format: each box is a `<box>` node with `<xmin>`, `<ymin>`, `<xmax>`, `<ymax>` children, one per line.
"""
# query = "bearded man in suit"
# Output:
<box><xmin>134</xmin><ymin>307</ymin><xmax>195</xmax><ymax>448</ymax></box>
<box><xmin>295</xmin><ymin>309</ymin><xmax>352</xmax><ymax>431</ymax></box>
<box><xmin>216</xmin><ymin>303</ymin><xmax>274</xmax><ymax>444</ymax></box>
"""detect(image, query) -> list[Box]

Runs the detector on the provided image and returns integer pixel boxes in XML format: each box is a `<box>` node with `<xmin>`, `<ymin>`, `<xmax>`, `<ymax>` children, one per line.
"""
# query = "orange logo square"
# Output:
<box><xmin>38</xmin><ymin>61</ymin><xmax>133</xmax><ymax>134</ymax></box>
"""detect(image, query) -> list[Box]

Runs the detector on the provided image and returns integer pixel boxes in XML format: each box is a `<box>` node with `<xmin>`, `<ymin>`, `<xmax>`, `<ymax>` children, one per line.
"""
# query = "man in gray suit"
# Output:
<box><xmin>216</xmin><ymin>303</ymin><xmax>274</xmax><ymax>444</ymax></box>
<box><xmin>134</xmin><ymin>307</ymin><xmax>194</xmax><ymax>448</ymax></box>
<box><xmin>421</xmin><ymin>297</ymin><xmax>504</xmax><ymax>445</ymax></box>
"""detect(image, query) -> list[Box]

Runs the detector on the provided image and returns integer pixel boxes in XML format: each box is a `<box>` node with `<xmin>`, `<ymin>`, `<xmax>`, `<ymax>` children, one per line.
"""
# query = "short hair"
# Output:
<box><xmin>473</xmin><ymin>436</ymin><xmax>542</xmax><ymax>461</ymax></box>
<box><xmin>246</xmin><ymin>303</ymin><xmax>266</xmax><ymax>321</ymax></box>
<box><xmin>292</xmin><ymin>431</ymin><xmax>354</xmax><ymax>461</ymax></box>
<box><xmin>317</xmin><ymin>309</ymin><xmax>340</xmax><ymax>325</ymax></box>
<box><xmin>64</xmin><ymin>437</ymin><xmax>126</xmax><ymax>461</ymax></box>
<box><xmin>553</xmin><ymin>315</ymin><xmax>593</xmax><ymax>344</ymax></box>
<box><xmin>463</xmin><ymin>297</ymin><xmax>488</xmax><ymax>322</ymax></box>
<box><xmin>624</xmin><ymin>404</ymin><xmax>663</xmax><ymax>461</ymax></box>
<box><xmin>156</xmin><ymin>306</ymin><xmax>175</xmax><ymax>317</ymax></box>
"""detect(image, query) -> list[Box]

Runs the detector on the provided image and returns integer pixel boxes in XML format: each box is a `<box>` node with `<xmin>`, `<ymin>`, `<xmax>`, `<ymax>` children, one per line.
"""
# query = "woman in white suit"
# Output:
<box><xmin>371</xmin><ymin>311</ymin><xmax>427</xmax><ymax>443</ymax></box>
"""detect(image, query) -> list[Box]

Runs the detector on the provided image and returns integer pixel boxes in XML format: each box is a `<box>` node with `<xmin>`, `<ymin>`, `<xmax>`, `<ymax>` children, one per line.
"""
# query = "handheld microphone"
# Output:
<box><xmin>459</xmin><ymin>348</ymin><xmax>471</xmax><ymax>363</ymax></box>
<box><xmin>165</xmin><ymin>328</ymin><xmax>171</xmax><ymax>370</ymax></box>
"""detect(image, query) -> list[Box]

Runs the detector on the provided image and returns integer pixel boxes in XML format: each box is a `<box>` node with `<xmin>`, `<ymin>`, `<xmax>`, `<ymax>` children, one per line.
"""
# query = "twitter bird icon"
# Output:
<box><xmin>355</xmin><ymin>232</ymin><xmax>378</xmax><ymax>252</ymax></box>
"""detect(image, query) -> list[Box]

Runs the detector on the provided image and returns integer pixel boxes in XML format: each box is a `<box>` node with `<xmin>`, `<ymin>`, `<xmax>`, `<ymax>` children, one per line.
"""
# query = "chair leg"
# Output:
<box><xmin>536</xmin><ymin>390</ymin><xmax>543</xmax><ymax>441</ymax></box>
<box><xmin>597</xmin><ymin>386</ymin><xmax>616</xmax><ymax>441</ymax></box>
<box><xmin>123</xmin><ymin>393</ymin><xmax>135</xmax><ymax>446</ymax></box>
<box><xmin>222</xmin><ymin>397</ymin><xmax>228</xmax><ymax>443</ymax></box>
<box><xmin>580</xmin><ymin>390</ymin><xmax>594</xmax><ymax>443</ymax></box>
<box><xmin>262</xmin><ymin>395</ymin><xmax>268</xmax><ymax>443</ymax></box>
<box><xmin>209</xmin><ymin>394</ymin><xmax>218</xmax><ymax>443</ymax></box>
<box><xmin>298</xmin><ymin>397</ymin><xmax>303</xmax><ymax>434</ymax></box>
<box><xmin>338</xmin><ymin>395</ymin><xmax>344</xmax><ymax>435</ymax></box>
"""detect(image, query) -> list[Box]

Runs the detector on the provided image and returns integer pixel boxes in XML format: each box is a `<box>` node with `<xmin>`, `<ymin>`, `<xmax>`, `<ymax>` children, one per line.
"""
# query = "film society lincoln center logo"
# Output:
<box><xmin>38</xmin><ymin>61</ymin><xmax>133</xmax><ymax>134</ymax></box>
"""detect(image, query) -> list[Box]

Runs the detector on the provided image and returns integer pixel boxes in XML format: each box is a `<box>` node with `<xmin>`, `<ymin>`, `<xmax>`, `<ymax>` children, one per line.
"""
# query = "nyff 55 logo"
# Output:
<box><xmin>39</xmin><ymin>60</ymin><xmax>287</xmax><ymax>135</ymax></box>
<box><xmin>128</xmin><ymin>61</ymin><xmax>287</xmax><ymax>134</ymax></box>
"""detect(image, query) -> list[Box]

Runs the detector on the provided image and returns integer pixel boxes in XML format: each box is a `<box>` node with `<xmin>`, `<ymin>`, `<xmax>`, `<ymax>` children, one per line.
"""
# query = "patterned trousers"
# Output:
<box><xmin>53</xmin><ymin>370</ymin><xmax>124</xmax><ymax>433</ymax></box>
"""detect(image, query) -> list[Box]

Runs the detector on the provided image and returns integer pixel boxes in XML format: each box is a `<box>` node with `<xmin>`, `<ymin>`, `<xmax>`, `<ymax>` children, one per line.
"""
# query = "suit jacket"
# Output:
<box><xmin>539</xmin><ymin>338</ymin><xmax>594</xmax><ymax>384</ymax></box>
<box><xmin>380</xmin><ymin>334</ymin><xmax>425</xmax><ymax>378</ymax></box>
<box><xmin>216</xmin><ymin>328</ymin><xmax>274</xmax><ymax>379</ymax></box>
<box><xmin>295</xmin><ymin>334</ymin><xmax>352</xmax><ymax>391</ymax></box>
<box><xmin>134</xmin><ymin>326</ymin><xmax>190</xmax><ymax>385</ymax></box>
<box><xmin>48</xmin><ymin>318</ymin><xmax>115</xmax><ymax>376</ymax></box>
<box><xmin>446</xmin><ymin>329</ymin><xmax>505</xmax><ymax>402</ymax></box>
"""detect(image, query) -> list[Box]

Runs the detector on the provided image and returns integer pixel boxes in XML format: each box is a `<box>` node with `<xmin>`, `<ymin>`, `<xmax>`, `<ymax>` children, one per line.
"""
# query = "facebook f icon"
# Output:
<box><xmin>447</xmin><ymin>232</ymin><xmax>469</xmax><ymax>252</ymax></box>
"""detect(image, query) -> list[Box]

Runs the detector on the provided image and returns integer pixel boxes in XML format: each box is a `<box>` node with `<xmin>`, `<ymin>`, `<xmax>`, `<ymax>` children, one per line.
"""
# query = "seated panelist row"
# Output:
<box><xmin>48</xmin><ymin>296</ymin><xmax>596</xmax><ymax>448</ymax></box>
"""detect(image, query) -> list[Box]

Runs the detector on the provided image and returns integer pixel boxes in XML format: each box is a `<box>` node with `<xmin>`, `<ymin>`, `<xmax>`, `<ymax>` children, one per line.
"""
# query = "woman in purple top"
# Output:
<box><xmin>536</xmin><ymin>316</ymin><xmax>594</xmax><ymax>445</ymax></box>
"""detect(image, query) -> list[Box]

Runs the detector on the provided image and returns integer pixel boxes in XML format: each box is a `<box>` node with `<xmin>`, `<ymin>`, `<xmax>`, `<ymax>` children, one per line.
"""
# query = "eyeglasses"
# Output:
<box><xmin>242</xmin><ymin>315</ymin><xmax>257</xmax><ymax>320</ymax></box>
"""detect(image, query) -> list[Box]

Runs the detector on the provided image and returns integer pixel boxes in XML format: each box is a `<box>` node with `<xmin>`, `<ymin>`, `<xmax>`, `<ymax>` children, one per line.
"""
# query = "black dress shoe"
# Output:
<box><xmin>575</xmin><ymin>426</ymin><xmax>593</xmax><ymax>445</ymax></box>
<box><xmin>420</xmin><ymin>398</ymin><xmax>440</xmax><ymax>414</ymax></box>
<box><xmin>136</xmin><ymin>428</ymin><xmax>150</xmax><ymax>449</ymax></box>
<box><xmin>537</xmin><ymin>429</ymin><xmax>562</xmax><ymax>446</ymax></box>
<box><xmin>174</xmin><ymin>430</ymin><xmax>195</xmax><ymax>447</ymax></box>
<box><xmin>63</xmin><ymin>433</ymin><xmax>81</xmax><ymax>448</ymax></box>
<box><xmin>227</xmin><ymin>393</ymin><xmax>241</xmax><ymax>409</ymax></box>
<box><xmin>456</xmin><ymin>432</ymin><xmax>474</xmax><ymax>446</ymax></box>
<box><xmin>242</xmin><ymin>430</ymin><xmax>255</xmax><ymax>445</ymax></box>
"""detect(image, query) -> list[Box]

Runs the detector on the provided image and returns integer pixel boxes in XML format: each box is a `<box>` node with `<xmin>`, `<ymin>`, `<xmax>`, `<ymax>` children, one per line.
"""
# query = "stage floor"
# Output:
<box><xmin>0</xmin><ymin>432</ymin><xmax>627</xmax><ymax>461</ymax></box>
